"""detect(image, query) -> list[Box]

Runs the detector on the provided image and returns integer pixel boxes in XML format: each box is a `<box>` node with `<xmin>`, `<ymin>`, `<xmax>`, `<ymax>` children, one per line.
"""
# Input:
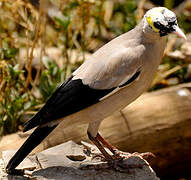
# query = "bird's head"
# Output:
<box><xmin>143</xmin><ymin>7</ymin><xmax>186</xmax><ymax>39</ymax></box>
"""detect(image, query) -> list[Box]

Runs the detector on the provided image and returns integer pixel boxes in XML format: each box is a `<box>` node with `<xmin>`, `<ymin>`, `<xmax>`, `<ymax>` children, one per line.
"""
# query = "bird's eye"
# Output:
<box><xmin>153</xmin><ymin>21</ymin><xmax>164</xmax><ymax>29</ymax></box>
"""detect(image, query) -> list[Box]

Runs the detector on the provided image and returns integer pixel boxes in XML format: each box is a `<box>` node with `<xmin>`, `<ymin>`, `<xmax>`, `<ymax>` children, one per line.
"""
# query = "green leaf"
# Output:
<box><xmin>2</xmin><ymin>47</ymin><xmax>18</xmax><ymax>59</ymax></box>
<box><xmin>54</xmin><ymin>16</ymin><xmax>70</xmax><ymax>29</ymax></box>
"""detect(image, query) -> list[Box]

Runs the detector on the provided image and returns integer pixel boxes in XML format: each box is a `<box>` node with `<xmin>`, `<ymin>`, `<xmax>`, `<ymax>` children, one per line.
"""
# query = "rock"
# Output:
<box><xmin>66</xmin><ymin>155</ymin><xmax>86</xmax><ymax>161</ymax></box>
<box><xmin>2</xmin><ymin>150</ymin><xmax>37</xmax><ymax>171</ymax></box>
<box><xmin>36</xmin><ymin>141</ymin><xmax>86</xmax><ymax>169</ymax></box>
<box><xmin>1</xmin><ymin>141</ymin><xmax>159</xmax><ymax>180</ymax></box>
<box><xmin>0</xmin><ymin>159</ymin><xmax>28</xmax><ymax>180</ymax></box>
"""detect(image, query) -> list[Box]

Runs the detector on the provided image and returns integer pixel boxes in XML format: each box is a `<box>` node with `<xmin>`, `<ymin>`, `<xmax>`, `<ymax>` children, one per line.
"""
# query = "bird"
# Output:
<box><xmin>6</xmin><ymin>7</ymin><xmax>186</xmax><ymax>174</ymax></box>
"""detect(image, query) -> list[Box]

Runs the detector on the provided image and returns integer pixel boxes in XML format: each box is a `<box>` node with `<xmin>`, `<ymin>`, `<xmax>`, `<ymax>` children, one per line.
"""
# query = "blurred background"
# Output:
<box><xmin>0</xmin><ymin>0</ymin><xmax>191</xmax><ymax>179</ymax></box>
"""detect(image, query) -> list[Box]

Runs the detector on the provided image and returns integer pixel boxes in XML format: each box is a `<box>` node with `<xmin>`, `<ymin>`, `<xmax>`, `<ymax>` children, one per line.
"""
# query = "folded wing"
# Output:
<box><xmin>24</xmin><ymin>46</ymin><xmax>143</xmax><ymax>131</ymax></box>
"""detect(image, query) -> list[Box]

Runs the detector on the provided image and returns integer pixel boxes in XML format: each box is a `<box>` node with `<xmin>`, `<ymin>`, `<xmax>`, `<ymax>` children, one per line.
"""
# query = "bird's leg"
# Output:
<box><xmin>88</xmin><ymin>131</ymin><xmax>129</xmax><ymax>161</ymax></box>
<box><xmin>96</xmin><ymin>133</ymin><xmax>118</xmax><ymax>155</ymax></box>
<box><xmin>87</xmin><ymin>131</ymin><xmax>148</xmax><ymax>172</ymax></box>
<box><xmin>96</xmin><ymin>133</ymin><xmax>129</xmax><ymax>159</ymax></box>
<box><xmin>87</xmin><ymin>131</ymin><xmax>113</xmax><ymax>161</ymax></box>
<box><xmin>96</xmin><ymin>132</ymin><xmax>155</xmax><ymax>160</ymax></box>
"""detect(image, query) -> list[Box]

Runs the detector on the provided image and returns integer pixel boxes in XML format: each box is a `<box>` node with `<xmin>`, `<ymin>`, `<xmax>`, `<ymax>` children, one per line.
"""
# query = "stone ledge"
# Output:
<box><xmin>1</xmin><ymin>141</ymin><xmax>159</xmax><ymax>180</ymax></box>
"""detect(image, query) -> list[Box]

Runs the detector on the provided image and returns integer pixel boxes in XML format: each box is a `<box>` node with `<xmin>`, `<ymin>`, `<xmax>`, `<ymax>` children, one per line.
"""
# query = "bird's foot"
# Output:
<box><xmin>110</xmin><ymin>151</ymin><xmax>154</xmax><ymax>172</ymax></box>
<box><xmin>113</xmin><ymin>150</ymin><xmax>155</xmax><ymax>161</ymax></box>
<box><xmin>81</xmin><ymin>153</ymin><xmax>148</xmax><ymax>173</ymax></box>
<box><xmin>132</xmin><ymin>152</ymin><xmax>156</xmax><ymax>160</ymax></box>
<box><xmin>87</xmin><ymin>132</ymin><xmax>154</xmax><ymax>172</ymax></box>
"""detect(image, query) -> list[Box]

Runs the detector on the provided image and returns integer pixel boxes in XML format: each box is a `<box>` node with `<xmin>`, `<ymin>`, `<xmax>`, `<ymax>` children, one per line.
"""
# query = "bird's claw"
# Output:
<box><xmin>82</xmin><ymin>155</ymin><xmax>147</xmax><ymax>173</ymax></box>
<box><xmin>113</xmin><ymin>150</ymin><xmax>155</xmax><ymax>161</ymax></box>
<box><xmin>132</xmin><ymin>152</ymin><xmax>156</xmax><ymax>160</ymax></box>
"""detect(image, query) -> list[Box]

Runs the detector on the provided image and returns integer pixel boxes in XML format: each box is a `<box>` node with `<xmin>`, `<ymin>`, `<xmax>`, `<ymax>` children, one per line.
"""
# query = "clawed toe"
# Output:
<box><xmin>84</xmin><ymin>156</ymin><xmax>147</xmax><ymax>172</ymax></box>
<box><xmin>133</xmin><ymin>152</ymin><xmax>156</xmax><ymax>160</ymax></box>
<box><xmin>113</xmin><ymin>150</ymin><xmax>155</xmax><ymax>161</ymax></box>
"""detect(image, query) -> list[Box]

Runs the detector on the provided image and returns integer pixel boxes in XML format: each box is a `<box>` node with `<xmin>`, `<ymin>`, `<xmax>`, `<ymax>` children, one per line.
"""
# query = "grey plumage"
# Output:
<box><xmin>6</xmin><ymin>7</ymin><xmax>186</xmax><ymax>174</ymax></box>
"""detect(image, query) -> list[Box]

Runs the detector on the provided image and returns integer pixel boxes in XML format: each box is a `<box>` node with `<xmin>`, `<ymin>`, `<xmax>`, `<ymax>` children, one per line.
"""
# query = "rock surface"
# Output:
<box><xmin>1</xmin><ymin>141</ymin><xmax>159</xmax><ymax>180</ymax></box>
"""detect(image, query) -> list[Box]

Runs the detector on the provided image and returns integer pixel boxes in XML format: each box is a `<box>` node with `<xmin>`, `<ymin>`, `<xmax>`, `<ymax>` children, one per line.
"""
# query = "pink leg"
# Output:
<box><xmin>96</xmin><ymin>132</ymin><xmax>155</xmax><ymax>160</ymax></box>
<box><xmin>87</xmin><ymin>132</ymin><xmax>153</xmax><ymax>172</ymax></box>
<box><xmin>87</xmin><ymin>132</ymin><xmax>114</xmax><ymax>161</ymax></box>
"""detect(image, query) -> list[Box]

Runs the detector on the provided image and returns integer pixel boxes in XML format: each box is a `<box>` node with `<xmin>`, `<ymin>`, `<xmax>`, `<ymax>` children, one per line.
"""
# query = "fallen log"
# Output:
<box><xmin>1</xmin><ymin>83</ymin><xmax>191</xmax><ymax>179</ymax></box>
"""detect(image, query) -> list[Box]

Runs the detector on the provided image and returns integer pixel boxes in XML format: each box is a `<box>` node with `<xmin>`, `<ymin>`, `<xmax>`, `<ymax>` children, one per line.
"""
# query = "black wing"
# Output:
<box><xmin>6</xmin><ymin>75</ymin><xmax>116</xmax><ymax>173</ymax></box>
<box><xmin>23</xmin><ymin>75</ymin><xmax>115</xmax><ymax>131</ymax></box>
<box><xmin>24</xmin><ymin>68</ymin><xmax>141</xmax><ymax>132</ymax></box>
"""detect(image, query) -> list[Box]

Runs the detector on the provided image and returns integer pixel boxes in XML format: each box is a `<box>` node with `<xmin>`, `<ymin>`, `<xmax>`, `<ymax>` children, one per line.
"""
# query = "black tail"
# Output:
<box><xmin>6</xmin><ymin>125</ymin><xmax>57</xmax><ymax>174</ymax></box>
<box><xmin>23</xmin><ymin>111</ymin><xmax>42</xmax><ymax>132</ymax></box>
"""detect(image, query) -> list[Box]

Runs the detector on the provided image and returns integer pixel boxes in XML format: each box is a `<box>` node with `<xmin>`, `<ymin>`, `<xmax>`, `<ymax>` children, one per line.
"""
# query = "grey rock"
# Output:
<box><xmin>1</xmin><ymin>141</ymin><xmax>160</xmax><ymax>180</ymax></box>
<box><xmin>2</xmin><ymin>150</ymin><xmax>37</xmax><ymax>171</ymax></box>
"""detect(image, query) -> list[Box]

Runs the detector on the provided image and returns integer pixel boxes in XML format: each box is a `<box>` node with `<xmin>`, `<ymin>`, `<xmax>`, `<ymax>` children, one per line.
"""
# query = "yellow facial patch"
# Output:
<box><xmin>146</xmin><ymin>7</ymin><xmax>166</xmax><ymax>33</ymax></box>
<box><xmin>146</xmin><ymin>16</ymin><xmax>159</xmax><ymax>32</ymax></box>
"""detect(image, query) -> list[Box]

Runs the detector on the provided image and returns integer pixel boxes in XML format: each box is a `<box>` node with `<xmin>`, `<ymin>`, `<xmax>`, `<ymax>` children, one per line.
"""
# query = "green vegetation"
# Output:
<box><xmin>0</xmin><ymin>0</ymin><xmax>190</xmax><ymax>135</ymax></box>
